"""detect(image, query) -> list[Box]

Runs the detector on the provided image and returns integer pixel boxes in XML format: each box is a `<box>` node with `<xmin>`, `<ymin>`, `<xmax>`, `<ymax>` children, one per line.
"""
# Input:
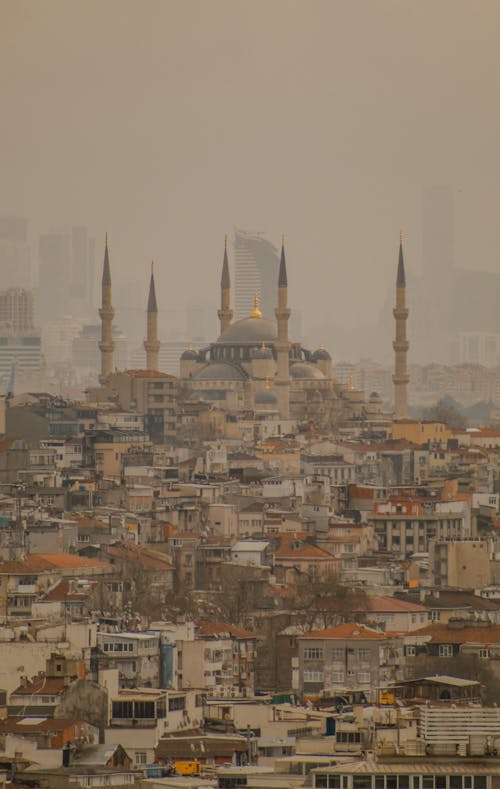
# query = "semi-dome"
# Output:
<box><xmin>251</xmin><ymin>343</ymin><xmax>274</xmax><ymax>359</ymax></box>
<box><xmin>217</xmin><ymin>317</ymin><xmax>277</xmax><ymax>345</ymax></box>
<box><xmin>312</xmin><ymin>346</ymin><xmax>331</xmax><ymax>361</ymax></box>
<box><xmin>290</xmin><ymin>362</ymin><xmax>326</xmax><ymax>380</ymax></box>
<box><xmin>194</xmin><ymin>362</ymin><xmax>247</xmax><ymax>381</ymax></box>
<box><xmin>254</xmin><ymin>388</ymin><xmax>278</xmax><ymax>405</ymax></box>
<box><xmin>369</xmin><ymin>391</ymin><xmax>382</xmax><ymax>401</ymax></box>
<box><xmin>181</xmin><ymin>347</ymin><xmax>198</xmax><ymax>360</ymax></box>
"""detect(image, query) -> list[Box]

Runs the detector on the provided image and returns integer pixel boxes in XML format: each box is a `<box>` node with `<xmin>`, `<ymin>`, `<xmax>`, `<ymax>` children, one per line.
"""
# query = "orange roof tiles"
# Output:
<box><xmin>301</xmin><ymin>623</ymin><xmax>385</xmax><ymax>640</ymax></box>
<box><xmin>12</xmin><ymin>677</ymin><xmax>66</xmax><ymax>696</ymax></box>
<box><xmin>271</xmin><ymin>534</ymin><xmax>333</xmax><ymax>561</ymax></box>
<box><xmin>41</xmin><ymin>579</ymin><xmax>91</xmax><ymax>602</ymax></box>
<box><xmin>411</xmin><ymin>622</ymin><xmax>500</xmax><ymax>644</ymax></box>
<box><xmin>362</xmin><ymin>595</ymin><xmax>427</xmax><ymax>614</ymax></box>
<box><xmin>197</xmin><ymin>619</ymin><xmax>258</xmax><ymax>640</ymax></box>
<box><xmin>106</xmin><ymin>541</ymin><xmax>174</xmax><ymax>571</ymax></box>
<box><xmin>0</xmin><ymin>553</ymin><xmax>110</xmax><ymax>575</ymax></box>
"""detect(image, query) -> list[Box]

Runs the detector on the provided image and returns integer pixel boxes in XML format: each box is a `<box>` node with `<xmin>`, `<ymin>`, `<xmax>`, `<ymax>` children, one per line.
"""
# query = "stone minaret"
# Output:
<box><xmin>144</xmin><ymin>262</ymin><xmax>160</xmax><ymax>371</ymax></box>
<box><xmin>393</xmin><ymin>232</ymin><xmax>410</xmax><ymax>419</ymax></box>
<box><xmin>217</xmin><ymin>235</ymin><xmax>233</xmax><ymax>334</ymax></box>
<box><xmin>99</xmin><ymin>235</ymin><xmax>115</xmax><ymax>382</ymax></box>
<box><xmin>274</xmin><ymin>238</ymin><xmax>291</xmax><ymax>418</ymax></box>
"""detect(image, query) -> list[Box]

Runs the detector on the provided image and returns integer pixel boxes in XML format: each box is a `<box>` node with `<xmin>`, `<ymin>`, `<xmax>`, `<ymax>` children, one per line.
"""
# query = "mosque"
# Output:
<box><xmin>98</xmin><ymin>234</ymin><xmax>408</xmax><ymax>434</ymax></box>
<box><xmin>177</xmin><ymin>238</ymin><xmax>396</xmax><ymax>431</ymax></box>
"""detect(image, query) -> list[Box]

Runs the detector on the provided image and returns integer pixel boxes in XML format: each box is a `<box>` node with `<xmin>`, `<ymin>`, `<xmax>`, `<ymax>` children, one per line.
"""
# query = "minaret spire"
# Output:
<box><xmin>99</xmin><ymin>234</ymin><xmax>115</xmax><ymax>381</ymax></box>
<box><xmin>393</xmin><ymin>232</ymin><xmax>410</xmax><ymax>419</ymax></box>
<box><xmin>144</xmin><ymin>261</ymin><xmax>160</xmax><ymax>371</ymax></box>
<box><xmin>274</xmin><ymin>236</ymin><xmax>291</xmax><ymax>418</ymax></box>
<box><xmin>218</xmin><ymin>235</ymin><xmax>233</xmax><ymax>334</ymax></box>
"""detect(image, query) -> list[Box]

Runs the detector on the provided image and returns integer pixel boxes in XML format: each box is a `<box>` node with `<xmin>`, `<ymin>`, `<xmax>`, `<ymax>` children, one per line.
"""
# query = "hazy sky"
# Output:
<box><xmin>2</xmin><ymin>0</ymin><xmax>499</xmax><ymax>351</ymax></box>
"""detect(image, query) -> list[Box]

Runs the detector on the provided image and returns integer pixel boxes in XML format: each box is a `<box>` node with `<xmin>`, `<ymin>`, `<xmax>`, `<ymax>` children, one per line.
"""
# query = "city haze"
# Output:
<box><xmin>1</xmin><ymin>0</ymin><xmax>499</xmax><ymax>358</ymax></box>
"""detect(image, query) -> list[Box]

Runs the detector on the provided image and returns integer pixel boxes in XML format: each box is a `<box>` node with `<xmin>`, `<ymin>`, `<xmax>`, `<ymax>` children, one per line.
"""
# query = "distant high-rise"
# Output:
<box><xmin>0</xmin><ymin>286</ymin><xmax>41</xmax><ymax>381</ymax></box>
<box><xmin>71</xmin><ymin>226</ymin><xmax>95</xmax><ymax>309</ymax></box>
<box><xmin>38</xmin><ymin>230</ymin><xmax>71</xmax><ymax>323</ymax></box>
<box><xmin>423</xmin><ymin>186</ymin><xmax>454</xmax><ymax>281</ymax></box>
<box><xmin>233</xmin><ymin>229</ymin><xmax>280</xmax><ymax>320</ymax></box>
<box><xmin>0</xmin><ymin>288</ymin><xmax>35</xmax><ymax>333</ymax></box>
<box><xmin>38</xmin><ymin>226</ymin><xmax>95</xmax><ymax>324</ymax></box>
<box><xmin>0</xmin><ymin>216</ymin><xmax>31</xmax><ymax>289</ymax></box>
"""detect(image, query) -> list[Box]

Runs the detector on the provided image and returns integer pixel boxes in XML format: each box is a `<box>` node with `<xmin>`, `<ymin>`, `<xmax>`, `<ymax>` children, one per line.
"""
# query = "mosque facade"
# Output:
<box><xmin>178</xmin><ymin>239</ymin><xmax>389</xmax><ymax>432</ymax></box>
<box><xmin>97</xmin><ymin>234</ymin><xmax>408</xmax><ymax>435</ymax></box>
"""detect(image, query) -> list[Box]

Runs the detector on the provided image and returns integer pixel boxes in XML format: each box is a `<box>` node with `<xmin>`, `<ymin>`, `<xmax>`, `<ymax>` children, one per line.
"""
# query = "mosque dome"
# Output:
<box><xmin>194</xmin><ymin>362</ymin><xmax>247</xmax><ymax>381</ymax></box>
<box><xmin>251</xmin><ymin>343</ymin><xmax>274</xmax><ymax>359</ymax></box>
<box><xmin>290</xmin><ymin>362</ymin><xmax>326</xmax><ymax>380</ymax></box>
<box><xmin>254</xmin><ymin>388</ymin><xmax>278</xmax><ymax>405</ymax></box>
<box><xmin>217</xmin><ymin>316</ymin><xmax>277</xmax><ymax>345</ymax></box>
<box><xmin>312</xmin><ymin>347</ymin><xmax>331</xmax><ymax>361</ymax></box>
<box><xmin>181</xmin><ymin>347</ymin><xmax>198</xmax><ymax>361</ymax></box>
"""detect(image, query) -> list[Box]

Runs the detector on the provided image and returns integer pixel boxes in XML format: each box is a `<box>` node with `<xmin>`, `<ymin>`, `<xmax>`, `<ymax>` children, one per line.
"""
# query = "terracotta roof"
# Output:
<box><xmin>0</xmin><ymin>717</ymin><xmax>79</xmax><ymax>734</ymax></box>
<box><xmin>411</xmin><ymin>622</ymin><xmax>500</xmax><ymax>644</ymax></box>
<box><xmin>105</xmin><ymin>541</ymin><xmax>174</xmax><ymax>571</ymax></box>
<box><xmin>197</xmin><ymin>619</ymin><xmax>258</xmax><ymax>640</ymax></box>
<box><xmin>300</xmin><ymin>623</ymin><xmax>385</xmax><ymax>640</ymax></box>
<box><xmin>361</xmin><ymin>595</ymin><xmax>427</xmax><ymax>614</ymax></box>
<box><xmin>11</xmin><ymin>677</ymin><xmax>66</xmax><ymax>696</ymax></box>
<box><xmin>0</xmin><ymin>553</ymin><xmax>110</xmax><ymax>575</ymax></box>
<box><xmin>271</xmin><ymin>534</ymin><xmax>333</xmax><ymax>561</ymax></box>
<box><xmin>41</xmin><ymin>579</ymin><xmax>91</xmax><ymax>603</ymax></box>
<box><xmin>156</xmin><ymin>734</ymin><xmax>247</xmax><ymax>760</ymax></box>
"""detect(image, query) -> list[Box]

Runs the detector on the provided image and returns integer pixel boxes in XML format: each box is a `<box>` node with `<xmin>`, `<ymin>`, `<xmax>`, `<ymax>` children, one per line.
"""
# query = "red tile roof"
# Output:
<box><xmin>362</xmin><ymin>595</ymin><xmax>427</xmax><ymax>614</ymax></box>
<box><xmin>0</xmin><ymin>553</ymin><xmax>110</xmax><ymax>575</ymax></box>
<box><xmin>197</xmin><ymin>619</ymin><xmax>257</xmax><ymax>640</ymax></box>
<box><xmin>271</xmin><ymin>534</ymin><xmax>333</xmax><ymax>561</ymax></box>
<box><xmin>105</xmin><ymin>541</ymin><xmax>173</xmax><ymax>571</ymax></box>
<box><xmin>411</xmin><ymin>622</ymin><xmax>500</xmax><ymax>644</ymax></box>
<box><xmin>0</xmin><ymin>717</ymin><xmax>78</xmax><ymax>734</ymax></box>
<box><xmin>11</xmin><ymin>677</ymin><xmax>66</xmax><ymax>696</ymax></box>
<box><xmin>300</xmin><ymin>623</ymin><xmax>385</xmax><ymax>640</ymax></box>
<box><xmin>41</xmin><ymin>579</ymin><xmax>90</xmax><ymax>602</ymax></box>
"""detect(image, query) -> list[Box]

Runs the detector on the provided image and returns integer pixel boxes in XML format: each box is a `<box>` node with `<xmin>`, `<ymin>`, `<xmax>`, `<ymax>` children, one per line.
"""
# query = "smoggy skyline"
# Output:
<box><xmin>2</xmin><ymin>0</ymin><xmax>499</xmax><ymax>359</ymax></box>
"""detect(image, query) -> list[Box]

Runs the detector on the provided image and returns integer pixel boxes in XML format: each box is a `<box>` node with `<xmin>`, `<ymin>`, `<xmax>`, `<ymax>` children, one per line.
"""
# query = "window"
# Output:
<box><xmin>405</xmin><ymin>645</ymin><xmax>416</xmax><ymax>657</ymax></box>
<box><xmin>331</xmin><ymin>648</ymin><xmax>344</xmax><ymax>661</ymax></box>
<box><xmin>303</xmin><ymin>670</ymin><xmax>324</xmax><ymax>683</ymax></box>
<box><xmin>315</xmin><ymin>775</ymin><xmax>336</xmax><ymax>788</ymax></box>
<box><xmin>337</xmin><ymin>731</ymin><xmax>361</xmax><ymax>744</ymax></box>
<box><xmin>168</xmin><ymin>695</ymin><xmax>185</xmax><ymax>711</ymax></box>
<box><xmin>357</xmin><ymin>649</ymin><xmax>371</xmax><ymax>661</ymax></box>
<box><xmin>304</xmin><ymin>647</ymin><xmax>324</xmax><ymax>660</ymax></box>
<box><xmin>479</xmin><ymin>648</ymin><xmax>489</xmax><ymax>659</ymax></box>
<box><xmin>357</xmin><ymin>672</ymin><xmax>370</xmax><ymax>683</ymax></box>
<box><xmin>438</xmin><ymin>644</ymin><xmax>453</xmax><ymax>657</ymax></box>
<box><xmin>332</xmin><ymin>671</ymin><xmax>344</xmax><ymax>683</ymax></box>
<box><xmin>135</xmin><ymin>751</ymin><xmax>147</xmax><ymax>764</ymax></box>
<box><xmin>112</xmin><ymin>701</ymin><xmax>134</xmax><ymax>719</ymax></box>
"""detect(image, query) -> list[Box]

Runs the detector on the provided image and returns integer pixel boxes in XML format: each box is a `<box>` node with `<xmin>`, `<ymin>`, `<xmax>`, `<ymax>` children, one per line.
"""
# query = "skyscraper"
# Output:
<box><xmin>233</xmin><ymin>229</ymin><xmax>280</xmax><ymax>321</ymax></box>
<box><xmin>0</xmin><ymin>217</ymin><xmax>31</xmax><ymax>290</ymax></box>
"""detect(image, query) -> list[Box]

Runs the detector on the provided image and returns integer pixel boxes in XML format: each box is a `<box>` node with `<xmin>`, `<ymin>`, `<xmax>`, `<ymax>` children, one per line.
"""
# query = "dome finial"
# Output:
<box><xmin>250</xmin><ymin>292</ymin><xmax>262</xmax><ymax>319</ymax></box>
<box><xmin>264</xmin><ymin>376</ymin><xmax>271</xmax><ymax>390</ymax></box>
<box><xmin>348</xmin><ymin>374</ymin><xmax>354</xmax><ymax>391</ymax></box>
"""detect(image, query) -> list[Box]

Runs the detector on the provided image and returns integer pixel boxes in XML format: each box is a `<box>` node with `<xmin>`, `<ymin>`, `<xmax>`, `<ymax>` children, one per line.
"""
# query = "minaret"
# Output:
<box><xmin>274</xmin><ymin>237</ymin><xmax>291</xmax><ymax>418</ymax></box>
<box><xmin>144</xmin><ymin>262</ymin><xmax>160</xmax><ymax>371</ymax></box>
<box><xmin>99</xmin><ymin>234</ymin><xmax>115</xmax><ymax>382</ymax></box>
<box><xmin>217</xmin><ymin>235</ymin><xmax>233</xmax><ymax>334</ymax></box>
<box><xmin>393</xmin><ymin>231</ymin><xmax>410</xmax><ymax>419</ymax></box>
